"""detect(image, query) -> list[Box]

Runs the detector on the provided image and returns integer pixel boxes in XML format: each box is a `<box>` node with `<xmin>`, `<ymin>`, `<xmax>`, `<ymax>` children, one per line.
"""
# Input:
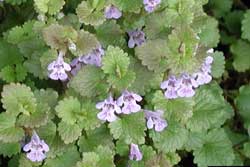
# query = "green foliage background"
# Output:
<box><xmin>0</xmin><ymin>0</ymin><xmax>249</xmax><ymax>166</ymax></box>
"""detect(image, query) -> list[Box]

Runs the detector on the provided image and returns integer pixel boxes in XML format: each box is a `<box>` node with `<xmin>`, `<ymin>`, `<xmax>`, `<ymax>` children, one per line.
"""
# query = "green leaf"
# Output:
<box><xmin>18</xmin><ymin>154</ymin><xmax>42</xmax><ymax>167</ymax></box>
<box><xmin>242</xmin><ymin>10</ymin><xmax>250</xmax><ymax>42</ymax></box>
<box><xmin>78</xmin><ymin>101</ymin><xmax>102</xmax><ymax>131</ymax></box>
<box><xmin>211</xmin><ymin>51</ymin><xmax>225</xmax><ymax>78</ymax></box>
<box><xmin>95</xmin><ymin>20</ymin><xmax>126</xmax><ymax>48</ymax></box>
<box><xmin>102</xmin><ymin>46</ymin><xmax>135</xmax><ymax>91</ymax></box>
<box><xmin>108</xmin><ymin>112</ymin><xmax>146</xmax><ymax>144</ymax></box>
<box><xmin>193</xmin><ymin>128</ymin><xmax>235</xmax><ymax>166</ymax></box>
<box><xmin>235</xmin><ymin>85</ymin><xmax>250</xmax><ymax>129</ymax></box>
<box><xmin>76</xmin><ymin>145</ymin><xmax>114</xmax><ymax>167</ymax></box>
<box><xmin>152</xmin><ymin>91</ymin><xmax>194</xmax><ymax>124</ymax></box>
<box><xmin>58</xmin><ymin>121</ymin><xmax>82</xmax><ymax>144</ymax></box>
<box><xmin>5</xmin><ymin>0</ymin><xmax>27</xmax><ymax>5</ymax></box>
<box><xmin>75</xmin><ymin>152</ymin><xmax>100</xmax><ymax>167</ymax></box>
<box><xmin>37</xmin><ymin>121</ymin><xmax>71</xmax><ymax>158</ymax></box>
<box><xmin>16</xmin><ymin>103</ymin><xmax>50</xmax><ymax>128</ymax></box>
<box><xmin>4</xmin><ymin>21</ymin><xmax>35</xmax><ymax>45</ymax></box>
<box><xmin>56</xmin><ymin>97</ymin><xmax>81</xmax><ymax>125</ymax></box>
<box><xmin>208</xmin><ymin>0</ymin><xmax>233</xmax><ymax>18</ymax></box>
<box><xmin>144</xmin><ymin>11</ymin><xmax>171</xmax><ymax>40</ymax></box>
<box><xmin>78</xmin><ymin>125</ymin><xmax>114</xmax><ymax>153</ymax></box>
<box><xmin>0</xmin><ymin>40</ymin><xmax>23</xmax><ymax>70</ymax></box>
<box><xmin>129</xmin><ymin>59</ymin><xmax>163</xmax><ymax>96</ymax></box>
<box><xmin>150</xmin><ymin>120</ymin><xmax>188</xmax><ymax>153</ymax></box>
<box><xmin>230</xmin><ymin>40</ymin><xmax>250</xmax><ymax>72</ymax></box>
<box><xmin>34</xmin><ymin>0</ymin><xmax>65</xmax><ymax>15</ymax></box>
<box><xmin>95</xmin><ymin>145</ymin><xmax>115</xmax><ymax>167</ymax></box>
<box><xmin>187</xmin><ymin>84</ymin><xmax>234</xmax><ymax>132</ymax></box>
<box><xmin>135</xmin><ymin>39</ymin><xmax>168</xmax><ymax>73</ymax></box>
<box><xmin>243</xmin><ymin>142</ymin><xmax>250</xmax><ymax>158</ymax></box>
<box><xmin>72</xmin><ymin>30</ymin><xmax>99</xmax><ymax>56</ymax></box>
<box><xmin>69</xmin><ymin>65</ymin><xmax>108</xmax><ymax>98</ymax></box>
<box><xmin>0</xmin><ymin>113</ymin><xmax>24</xmax><ymax>143</ymax></box>
<box><xmin>111</xmin><ymin>0</ymin><xmax>142</xmax><ymax>12</ymax></box>
<box><xmin>34</xmin><ymin>89</ymin><xmax>58</xmax><ymax>112</ymax></box>
<box><xmin>0</xmin><ymin>142</ymin><xmax>20</xmax><ymax>157</ymax></box>
<box><xmin>76</xmin><ymin>1</ymin><xmax>105</xmax><ymax>26</ymax></box>
<box><xmin>43</xmin><ymin>146</ymin><xmax>80</xmax><ymax>167</ymax></box>
<box><xmin>199</xmin><ymin>17</ymin><xmax>220</xmax><ymax>47</ymax></box>
<box><xmin>42</xmin><ymin>24</ymin><xmax>78</xmax><ymax>50</ymax></box>
<box><xmin>1</xmin><ymin>83</ymin><xmax>37</xmax><ymax>116</ymax></box>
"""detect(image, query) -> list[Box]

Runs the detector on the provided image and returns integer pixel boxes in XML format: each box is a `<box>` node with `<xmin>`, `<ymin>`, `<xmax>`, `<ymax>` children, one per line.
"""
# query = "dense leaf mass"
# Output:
<box><xmin>0</xmin><ymin>0</ymin><xmax>250</xmax><ymax>166</ymax></box>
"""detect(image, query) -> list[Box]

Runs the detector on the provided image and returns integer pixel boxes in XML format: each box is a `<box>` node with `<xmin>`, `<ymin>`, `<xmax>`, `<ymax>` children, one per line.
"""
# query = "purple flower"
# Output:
<box><xmin>117</xmin><ymin>91</ymin><xmax>142</xmax><ymax>114</ymax></box>
<box><xmin>128</xmin><ymin>30</ymin><xmax>146</xmax><ymax>48</ymax></box>
<box><xmin>143</xmin><ymin>0</ymin><xmax>161</xmax><ymax>13</ymax></box>
<box><xmin>104</xmin><ymin>5</ymin><xmax>122</xmax><ymax>19</ymax></box>
<box><xmin>79</xmin><ymin>46</ymin><xmax>104</xmax><ymax>67</ymax></box>
<box><xmin>70</xmin><ymin>57</ymin><xmax>83</xmax><ymax>76</ymax></box>
<box><xmin>160</xmin><ymin>76</ymin><xmax>181</xmax><ymax>99</ymax></box>
<box><xmin>193</xmin><ymin>55</ymin><xmax>214</xmax><ymax>86</ymax></box>
<box><xmin>23</xmin><ymin>131</ymin><xmax>49</xmax><ymax>162</ymax></box>
<box><xmin>47</xmin><ymin>51</ymin><xmax>71</xmax><ymax>81</ymax></box>
<box><xmin>129</xmin><ymin>143</ymin><xmax>143</xmax><ymax>161</ymax></box>
<box><xmin>144</xmin><ymin>110</ymin><xmax>167</xmax><ymax>132</ymax></box>
<box><xmin>177</xmin><ymin>73</ymin><xmax>198</xmax><ymax>98</ymax></box>
<box><xmin>96</xmin><ymin>96</ymin><xmax>121</xmax><ymax>122</ymax></box>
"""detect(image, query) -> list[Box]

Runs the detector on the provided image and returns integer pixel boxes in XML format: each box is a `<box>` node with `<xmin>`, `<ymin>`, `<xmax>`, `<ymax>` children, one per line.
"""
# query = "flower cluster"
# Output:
<box><xmin>143</xmin><ymin>0</ymin><xmax>161</xmax><ymax>13</ymax></box>
<box><xmin>23</xmin><ymin>131</ymin><xmax>49</xmax><ymax>162</ymax></box>
<box><xmin>161</xmin><ymin>50</ymin><xmax>214</xmax><ymax>99</ymax></box>
<box><xmin>129</xmin><ymin>143</ymin><xmax>143</xmax><ymax>161</ymax></box>
<box><xmin>104</xmin><ymin>5</ymin><xmax>122</xmax><ymax>19</ymax></box>
<box><xmin>127</xmin><ymin>30</ymin><xmax>146</xmax><ymax>48</ymax></box>
<box><xmin>47</xmin><ymin>51</ymin><xmax>71</xmax><ymax>81</ymax></box>
<box><xmin>96</xmin><ymin>91</ymin><xmax>142</xmax><ymax>122</ymax></box>
<box><xmin>144</xmin><ymin>110</ymin><xmax>168</xmax><ymax>132</ymax></box>
<box><xmin>69</xmin><ymin>45</ymin><xmax>105</xmax><ymax>76</ymax></box>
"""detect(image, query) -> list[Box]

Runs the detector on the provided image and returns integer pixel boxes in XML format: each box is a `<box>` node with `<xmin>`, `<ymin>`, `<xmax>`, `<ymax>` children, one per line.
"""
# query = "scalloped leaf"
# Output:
<box><xmin>76</xmin><ymin>145</ymin><xmax>114</xmax><ymax>167</ymax></box>
<box><xmin>235</xmin><ymin>85</ymin><xmax>250</xmax><ymax>129</ymax></box>
<box><xmin>37</xmin><ymin>121</ymin><xmax>71</xmax><ymax>158</ymax></box>
<box><xmin>108</xmin><ymin>112</ymin><xmax>146</xmax><ymax>144</ymax></box>
<box><xmin>0</xmin><ymin>113</ymin><xmax>24</xmax><ymax>143</ymax></box>
<box><xmin>211</xmin><ymin>51</ymin><xmax>225</xmax><ymax>78</ymax></box>
<box><xmin>1</xmin><ymin>83</ymin><xmax>37</xmax><ymax>116</ymax></box>
<box><xmin>186</xmin><ymin>84</ymin><xmax>234</xmax><ymax>132</ymax></box>
<box><xmin>78</xmin><ymin>101</ymin><xmax>102</xmax><ymax>131</ymax></box>
<box><xmin>42</xmin><ymin>24</ymin><xmax>78</xmax><ymax>50</ymax></box>
<box><xmin>150</xmin><ymin>120</ymin><xmax>188</xmax><ymax>153</ymax></box>
<box><xmin>135</xmin><ymin>39</ymin><xmax>168</xmax><ymax>73</ymax></box>
<box><xmin>78</xmin><ymin>125</ymin><xmax>114</xmax><ymax>153</ymax></box>
<box><xmin>129</xmin><ymin>58</ymin><xmax>163</xmax><ymax>96</ymax></box>
<box><xmin>242</xmin><ymin>10</ymin><xmax>250</xmax><ymax>42</ymax></box>
<box><xmin>43</xmin><ymin>146</ymin><xmax>80</xmax><ymax>167</ymax></box>
<box><xmin>95</xmin><ymin>20</ymin><xmax>126</xmax><ymax>48</ymax></box>
<box><xmin>34</xmin><ymin>0</ymin><xmax>65</xmax><ymax>15</ymax></box>
<box><xmin>16</xmin><ymin>103</ymin><xmax>50</xmax><ymax>128</ymax></box>
<box><xmin>76</xmin><ymin>1</ymin><xmax>105</xmax><ymax>26</ymax></box>
<box><xmin>0</xmin><ymin>142</ymin><xmax>20</xmax><ymax>157</ymax></box>
<box><xmin>69</xmin><ymin>65</ymin><xmax>108</xmax><ymax>98</ymax></box>
<box><xmin>193</xmin><ymin>128</ymin><xmax>235</xmax><ymax>166</ymax></box>
<box><xmin>102</xmin><ymin>46</ymin><xmax>135</xmax><ymax>91</ymax></box>
<box><xmin>199</xmin><ymin>16</ymin><xmax>220</xmax><ymax>47</ymax></box>
<box><xmin>72</xmin><ymin>30</ymin><xmax>99</xmax><ymax>56</ymax></box>
<box><xmin>111</xmin><ymin>0</ymin><xmax>142</xmax><ymax>12</ymax></box>
<box><xmin>152</xmin><ymin>91</ymin><xmax>194</xmax><ymax>124</ymax></box>
<box><xmin>75</xmin><ymin>152</ymin><xmax>99</xmax><ymax>167</ymax></box>
<box><xmin>230</xmin><ymin>40</ymin><xmax>250</xmax><ymax>72</ymax></box>
<box><xmin>56</xmin><ymin>97</ymin><xmax>81</xmax><ymax>125</ymax></box>
<box><xmin>58</xmin><ymin>121</ymin><xmax>82</xmax><ymax>144</ymax></box>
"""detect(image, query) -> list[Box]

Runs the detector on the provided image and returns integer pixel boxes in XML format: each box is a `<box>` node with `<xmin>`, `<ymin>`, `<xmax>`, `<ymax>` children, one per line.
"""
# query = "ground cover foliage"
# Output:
<box><xmin>0</xmin><ymin>0</ymin><xmax>250</xmax><ymax>166</ymax></box>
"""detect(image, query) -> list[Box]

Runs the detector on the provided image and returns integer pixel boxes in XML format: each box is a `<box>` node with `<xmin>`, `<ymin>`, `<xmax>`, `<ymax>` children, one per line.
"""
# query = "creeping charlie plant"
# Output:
<box><xmin>0</xmin><ymin>0</ymin><xmax>250</xmax><ymax>166</ymax></box>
